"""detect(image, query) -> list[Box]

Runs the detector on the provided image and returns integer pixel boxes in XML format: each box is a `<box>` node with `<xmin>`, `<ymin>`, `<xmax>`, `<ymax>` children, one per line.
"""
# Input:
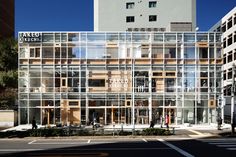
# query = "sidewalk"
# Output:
<box><xmin>1</xmin><ymin>123</ymin><xmax>231</xmax><ymax>132</ymax></box>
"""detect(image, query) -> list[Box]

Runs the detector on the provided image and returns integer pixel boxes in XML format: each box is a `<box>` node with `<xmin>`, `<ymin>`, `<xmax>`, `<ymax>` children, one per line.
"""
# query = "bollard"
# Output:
<box><xmin>112</xmin><ymin>122</ymin><xmax>115</xmax><ymax>136</ymax></box>
<box><xmin>172</xmin><ymin>127</ymin><xmax>175</xmax><ymax>135</ymax></box>
<box><xmin>120</xmin><ymin>123</ymin><xmax>123</xmax><ymax>135</ymax></box>
<box><xmin>121</xmin><ymin>123</ymin><xmax>123</xmax><ymax>132</ymax></box>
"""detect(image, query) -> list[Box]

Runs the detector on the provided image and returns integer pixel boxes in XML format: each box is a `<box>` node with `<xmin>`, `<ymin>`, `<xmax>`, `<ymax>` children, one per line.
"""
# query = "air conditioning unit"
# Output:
<box><xmin>127</xmin><ymin>28</ymin><xmax>132</xmax><ymax>32</ymax></box>
<box><xmin>140</xmin><ymin>28</ymin><xmax>145</xmax><ymax>32</ymax></box>
<box><xmin>146</xmin><ymin>28</ymin><xmax>152</xmax><ymax>32</ymax></box>
<box><xmin>153</xmin><ymin>28</ymin><xmax>158</xmax><ymax>32</ymax></box>
<box><xmin>134</xmin><ymin>28</ymin><xmax>139</xmax><ymax>31</ymax></box>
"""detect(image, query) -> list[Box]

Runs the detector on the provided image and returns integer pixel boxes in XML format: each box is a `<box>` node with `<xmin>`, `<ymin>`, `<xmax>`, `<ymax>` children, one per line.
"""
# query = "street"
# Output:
<box><xmin>0</xmin><ymin>135</ymin><xmax>236</xmax><ymax>157</ymax></box>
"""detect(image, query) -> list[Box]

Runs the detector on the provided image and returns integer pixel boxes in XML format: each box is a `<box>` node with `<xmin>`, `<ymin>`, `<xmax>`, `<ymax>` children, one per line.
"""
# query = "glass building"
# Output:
<box><xmin>18</xmin><ymin>32</ymin><xmax>222</xmax><ymax>126</ymax></box>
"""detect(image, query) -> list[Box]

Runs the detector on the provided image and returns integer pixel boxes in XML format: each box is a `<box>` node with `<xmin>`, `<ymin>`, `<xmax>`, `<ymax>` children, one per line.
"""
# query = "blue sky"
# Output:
<box><xmin>15</xmin><ymin>0</ymin><xmax>236</xmax><ymax>36</ymax></box>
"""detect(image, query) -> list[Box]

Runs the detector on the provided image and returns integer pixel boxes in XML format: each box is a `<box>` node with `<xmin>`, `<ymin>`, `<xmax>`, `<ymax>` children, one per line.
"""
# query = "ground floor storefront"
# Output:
<box><xmin>19</xmin><ymin>99</ymin><xmax>218</xmax><ymax>126</ymax></box>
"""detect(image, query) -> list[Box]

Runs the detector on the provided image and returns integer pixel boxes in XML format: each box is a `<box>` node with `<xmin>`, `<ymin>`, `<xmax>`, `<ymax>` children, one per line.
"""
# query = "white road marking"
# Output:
<box><xmin>28</xmin><ymin>140</ymin><xmax>37</xmax><ymax>144</ymax></box>
<box><xmin>142</xmin><ymin>139</ymin><xmax>148</xmax><ymax>143</ymax></box>
<box><xmin>209</xmin><ymin>143</ymin><xmax>236</xmax><ymax>145</ymax></box>
<box><xmin>187</xmin><ymin>129</ymin><xmax>204</xmax><ymax>135</ymax></box>
<box><xmin>30</xmin><ymin>142</ymin><xmax>87</xmax><ymax>145</ymax></box>
<box><xmin>199</xmin><ymin>138</ymin><xmax>236</xmax><ymax>151</ymax></box>
<box><xmin>188</xmin><ymin>134</ymin><xmax>214</xmax><ymax>138</ymax></box>
<box><xmin>158</xmin><ymin>139</ymin><xmax>194</xmax><ymax>157</ymax></box>
<box><xmin>88</xmin><ymin>139</ymin><xmax>91</xmax><ymax>143</ymax></box>
<box><xmin>200</xmin><ymin>139</ymin><xmax>236</xmax><ymax>142</ymax></box>
<box><xmin>0</xmin><ymin>149</ymin><xmax>42</xmax><ymax>152</ymax></box>
<box><xmin>0</xmin><ymin>148</ymin><xmax>172</xmax><ymax>151</ymax></box>
<box><xmin>216</xmin><ymin>145</ymin><xmax>236</xmax><ymax>147</ymax></box>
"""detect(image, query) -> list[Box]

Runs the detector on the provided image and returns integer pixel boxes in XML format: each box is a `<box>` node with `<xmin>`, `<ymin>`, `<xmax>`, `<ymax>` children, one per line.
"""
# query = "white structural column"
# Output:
<box><xmin>231</xmin><ymin>63</ymin><xmax>235</xmax><ymax>131</ymax></box>
<box><xmin>149</xmin><ymin>69</ymin><xmax>152</xmax><ymax>123</ymax></box>
<box><xmin>132</xmin><ymin>57</ymin><xmax>135</xmax><ymax>131</ymax></box>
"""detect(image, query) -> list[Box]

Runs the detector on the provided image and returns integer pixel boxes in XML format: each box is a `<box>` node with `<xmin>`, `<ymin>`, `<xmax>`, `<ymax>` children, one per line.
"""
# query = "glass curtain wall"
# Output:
<box><xmin>18</xmin><ymin>32</ymin><xmax>222</xmax><ymax>126</ymax></box>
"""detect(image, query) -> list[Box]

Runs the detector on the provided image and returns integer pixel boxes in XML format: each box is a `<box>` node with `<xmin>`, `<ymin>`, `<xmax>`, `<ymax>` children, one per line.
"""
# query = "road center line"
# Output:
<box><xmin>157</xmin><ymin>139</ymin><xmax>194</xmax><ymax>157</ymax></box>
<box><xmin>142</xmin><ymin>139</ymin><xmax>148</xmax><ymax>143</ymax></box>
<box><xmin>28</xmin><ymin>140</ymin><xmax>37</xmax><ymax>144</ymax></box>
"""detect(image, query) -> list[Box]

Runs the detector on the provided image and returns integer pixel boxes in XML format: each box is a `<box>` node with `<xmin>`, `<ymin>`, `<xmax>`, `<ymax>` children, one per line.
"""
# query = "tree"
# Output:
<box><xmin>0</xmin><ymin>38</ymin><xmax>18</xmax><ymax>71</ymax></box>
<box><xmin>0</xmin><ymin>38</ymin><xmax>18</xmax><ymax>110</ymax></box>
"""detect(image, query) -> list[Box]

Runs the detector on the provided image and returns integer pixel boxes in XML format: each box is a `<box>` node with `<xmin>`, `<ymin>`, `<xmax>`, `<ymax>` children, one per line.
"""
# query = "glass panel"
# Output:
<box><xmin>68</xmin><ymin>33</ymin><xmax>79</xmax><ymax>42</ymax></box>
<box><xmin>42</xmin><ymin>33</ymin><xmax>54</xmax><ymax>42</ymax></box>
<box><xmin>106</xmin><ymin>33</ymin><xmax>119</xmax><ymax>42</ymax></box>
<box><xmin>20</xmin><ymin>108</ymin><xmax>28</xmax><ymax>124</ymax></box>
<box><xmin>197</xmin><ymin>33</ymin><xmax>208</xmax><ymax>42</ymax></box>
<box><xmin>87</xmin><ymin>33</ymin><xmax>105</xmax><ymax>42</ymax></box>
<box><xmin>165</xmin><ymin>33</ymin><xmax>176</xmax><ymax>42</ymax></box>
<box><xmin>184</xmin><ymin>33</ymin><xmax>195</xmax><ymax>42</ymax></box>
<box><xmin>42</xmin><ymin>47</ymin><xmax>53</xmax><ymax>58</ymax></box>
<box><xmin>184</xmin><ymin>45</ymin><xmax>195</xmax><ymax>59</ymax></box>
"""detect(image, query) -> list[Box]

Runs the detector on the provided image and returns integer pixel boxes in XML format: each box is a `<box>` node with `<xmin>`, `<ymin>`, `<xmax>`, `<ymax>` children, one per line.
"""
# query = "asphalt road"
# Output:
<box><xmin>0</xmin><ymin>136</ymin><xmax>235</xmax><ymax>157</ymax></box>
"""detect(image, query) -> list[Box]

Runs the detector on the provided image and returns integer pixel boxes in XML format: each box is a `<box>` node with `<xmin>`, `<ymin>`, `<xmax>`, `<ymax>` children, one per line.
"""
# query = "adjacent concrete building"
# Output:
<box><xmin>210</xmin><ymin>7</ymin><xmax>236</xmax><ymax>123</ymax></box>
<box><xmin>94</xmin><ymin>0</ymin><xmax>196</xmax><ymax>32</ymax></box>
<box><xmin>0</xmin><ymin>0</ymin><xmax>14</xmax><ymax>39</ymax></box>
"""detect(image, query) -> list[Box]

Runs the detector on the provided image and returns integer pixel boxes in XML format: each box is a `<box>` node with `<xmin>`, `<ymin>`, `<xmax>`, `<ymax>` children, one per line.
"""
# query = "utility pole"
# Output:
<box><xmin>231</xmin><ymin>63</ymin><xmax>235</xmax><ymax>134</ymax></box>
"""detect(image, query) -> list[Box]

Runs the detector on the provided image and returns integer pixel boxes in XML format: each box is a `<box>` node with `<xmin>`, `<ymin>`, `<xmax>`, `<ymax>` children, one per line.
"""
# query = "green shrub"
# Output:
<box><xmin>118</xmin><ymin>131</ymin><xmax>132</xmax><ymax>136</ymax></box>
<box><xmin>142</xmin><ymin>128</ymin><xmax>170</xmax><ymax>135</ymax></box>
<box><xmin>27</xmin><ymin>128</ymin><xmax>65</xmax><ymax>137</ymax></box>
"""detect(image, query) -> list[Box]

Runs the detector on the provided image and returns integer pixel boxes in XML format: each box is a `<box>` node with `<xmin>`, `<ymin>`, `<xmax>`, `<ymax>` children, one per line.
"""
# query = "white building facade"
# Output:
<box><xmin>210</xmin><ymin>7</ymin><xmax>236</xmax><ymax>122</ymax></box>
<box><xmin>94</xmin><ymin>0</ymin><xmax>196</xmax><ymax>32</ymax></box>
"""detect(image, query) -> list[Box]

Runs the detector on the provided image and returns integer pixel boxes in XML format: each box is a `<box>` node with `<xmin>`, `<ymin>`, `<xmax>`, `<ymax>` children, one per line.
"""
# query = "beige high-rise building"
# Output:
<box><xmin>94</xmin><ymin>0</ymin><xmax>196</xmax><ymax>32</ymax></box>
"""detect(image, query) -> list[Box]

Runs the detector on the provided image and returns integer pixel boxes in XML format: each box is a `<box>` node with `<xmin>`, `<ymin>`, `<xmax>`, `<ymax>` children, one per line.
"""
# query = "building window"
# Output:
<box><xmin>149</xmin><ymin>1</ymin><xmax>157</xmax><ymax>8</ymax></box>
<box><xmin>223</xmin><ymin>54</ymin><xmax>226</xmax><ymax>64</ymax></box>
<box><xmin>234</xmin><ymin>14</ymin><xmax>236</xmax><ymax>25</ymax></box>
<box><xmin>228</xmin><ymin>51</ymin><xmax>232</xmax><ymax>63</ymax></box>
<box><xmin>30</xmin><ymin>48</ymin><xmax>40</xmax><ymax>58</ymax></box>
<box><xmin>227</xmin><ymin>17</ymin><xmax>232</xmax><ymax>30</ymax></box>
<box><xmin>149</xmin><ymin>15</ymin><xmax>157</xmax><ymax>22</ymax></box>
<box><xmin>234</xmin><ymin>32</ymin><xmax>236</xmax><ymax>43</ymax></box>
<box><xmin>223</xmin><ymin>71</ymin><xmax>226</xmax><ymax>80</ymax></box>
<box><xmin>234</xmin><ymin>50</ymin><xmax>236</xmax><ymax>61</ymax></box>
<box><xmin>226</xmin><ymin>85</ymin><xmax>232</xmax><ymax>96</ymax></box>
<box><xmin>126</xmin><ymin>16</ymin><xmax>135</xmax><ymax>22</ymax></box>
<box><xmin>126</xmin><ymin>2</ymin><xmax>134</xmax><ymax>9</ymax></box>
<box><xmin>223</xmin><ymin>38</ymin><xmax>226</xmax><ymax>48</ymax></box>
<box><xmin>222</xmin><ymin>22</ymin><xmax>226</xmax><ymax>33</ymax></box>
<box><xmin>224</xmin><ymin>87</ymin><xmax>226</xmax><ymax>96</ymax></box>
<box><xmin>228</xmin><ymin>34</ymin><xmax>232</xmax><ymax>46</ymax></box>
<box><xmin>228</xmin><ymin>68</ymin><xmax>232</xmax><ymax>79</ymax></box>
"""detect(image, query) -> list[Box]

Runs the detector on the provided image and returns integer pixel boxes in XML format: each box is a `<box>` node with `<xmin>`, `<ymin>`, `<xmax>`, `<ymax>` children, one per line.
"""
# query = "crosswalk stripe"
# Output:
<box><xmin>217</xmin><ymin>145</ymin><xmax>236</xmax><ymax>147</ymax></box>
<box><xmin>209</xmin><ymin>143</ymin><xmax>236</xmax><ymax>145</ymax></box>
<box><xmin>200</xmin><ymin>139</ymin><xmax>236</xmax><ymax>142</ymax></box>
<box><xmin>199</xmin><ymin>138</ymin><xmax>236</xmax><ymax>150</ymax></box>
<box><xmin>227</xmin><ymin>148</ymin><xmax>236</xmax><ymax>150</ymax></box>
